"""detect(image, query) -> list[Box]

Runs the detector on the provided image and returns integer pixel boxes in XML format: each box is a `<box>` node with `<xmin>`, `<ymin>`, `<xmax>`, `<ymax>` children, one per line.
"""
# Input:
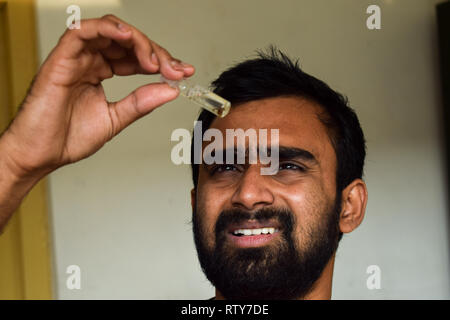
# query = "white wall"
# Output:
<box><xmin>35</xmin><ymin>0</ymin><xmax>450</xmax><ymax>299</ymax></box>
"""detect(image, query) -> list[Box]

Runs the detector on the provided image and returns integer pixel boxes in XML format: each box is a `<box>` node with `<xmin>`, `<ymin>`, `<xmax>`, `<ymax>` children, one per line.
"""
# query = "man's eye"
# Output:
<box><xmin>212</xmin><ymin>164</ymin><xmax>239</xmax><ymax>174</ymax></box>
<box><xmin>279</xmin><ymin>163</ymin><xmax>306</xmax><ymax>172</ymax></box>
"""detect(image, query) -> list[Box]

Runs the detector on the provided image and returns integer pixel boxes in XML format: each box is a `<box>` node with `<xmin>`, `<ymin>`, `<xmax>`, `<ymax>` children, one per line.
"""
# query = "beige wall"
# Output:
<box><xmin>36</xmin><ymin>0</ymin><xmax>449</xmax><ymax>299</ymax></box>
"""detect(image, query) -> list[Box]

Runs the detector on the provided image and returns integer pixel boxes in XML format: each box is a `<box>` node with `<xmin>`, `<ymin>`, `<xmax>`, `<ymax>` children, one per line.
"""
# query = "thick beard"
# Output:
<box><xmin>192</xmin><ymin>197</ymin><xmax>342</xmax><ymax>300</ymax></box>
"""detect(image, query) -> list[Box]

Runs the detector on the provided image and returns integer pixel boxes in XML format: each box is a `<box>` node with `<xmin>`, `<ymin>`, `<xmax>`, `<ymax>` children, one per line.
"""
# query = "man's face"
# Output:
<box><xmin>192</xmin><ymin>96</ymin><xmax>342</xmax><ymax>299</ymax></box>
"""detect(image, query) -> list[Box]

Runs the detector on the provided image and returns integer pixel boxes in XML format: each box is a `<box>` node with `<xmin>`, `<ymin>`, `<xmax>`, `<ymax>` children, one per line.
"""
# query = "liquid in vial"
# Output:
<box><xmin>161</xmin><ymin>76</ymin><xmax>231</xmax><ymax>117</ymax></box>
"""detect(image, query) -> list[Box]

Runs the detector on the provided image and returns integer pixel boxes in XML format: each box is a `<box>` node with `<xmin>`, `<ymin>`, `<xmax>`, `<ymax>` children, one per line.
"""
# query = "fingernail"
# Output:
<box><xmin>170</xmin><ymin>60</ymin><xmax>184</xmax><ymax>71</ymax></box>
<box><xmin>180</xmin><ymin>62</ymin><xmax>194</xmax><ymax>69</ymax></box>
<box><xmin>117</xmin><ymin>23</ymin><xmax>130</xmax><ymax>32</ymax></box>
<box><xmin>151</xmin><ymin>53</ymin><xmax>159</xmax><ymax>65</ymax></box>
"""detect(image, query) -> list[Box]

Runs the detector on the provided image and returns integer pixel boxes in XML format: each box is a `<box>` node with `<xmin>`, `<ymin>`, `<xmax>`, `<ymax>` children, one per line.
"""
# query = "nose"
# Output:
<box><xmin>230</xmin><ymin>166</ymin><xmax>275</xmax><ymax>211</ymax></box>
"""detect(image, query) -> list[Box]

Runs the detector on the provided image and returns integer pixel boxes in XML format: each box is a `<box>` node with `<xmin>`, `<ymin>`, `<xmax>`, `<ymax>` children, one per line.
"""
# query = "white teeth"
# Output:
<box><xmin>251</xmin><ymin>229</ymin><xmax>262</xmax><ymax>235</ymax></box>
<box><xmin>232</xmin><ymin>228</ymin><xmax>278</xmax><ymax>236</ymax></box>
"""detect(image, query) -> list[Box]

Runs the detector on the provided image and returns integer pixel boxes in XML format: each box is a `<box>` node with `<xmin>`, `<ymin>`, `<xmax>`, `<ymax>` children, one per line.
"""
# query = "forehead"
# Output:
<box><xmin>209</xmin><ymin>96</ymin><xmax>335</xmax><ymax>163</ymax></box>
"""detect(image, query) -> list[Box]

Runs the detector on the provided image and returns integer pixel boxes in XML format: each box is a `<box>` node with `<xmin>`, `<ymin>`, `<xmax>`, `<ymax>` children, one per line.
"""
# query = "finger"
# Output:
<box><xmin>98</xmin><ymin>14</ymin><xmax>136</xmax><ymax>50</ymax></box>
<box><xmin>151</xmin><ymin>43</ymin><xmax>195</xmax><ymax>80</ymax></box>
<box><xmin>101</xmin><ymin>15</ymin><xmax>195</xmax><ymax>78</ymax></box>
<box><xmin>99</xmin><ymin>41</ymin><xmax>128</xmax><ymax>60</ymax></box>
<box><xmin>108</xmin><ymin>56</ymin><xmax>149</xmax><ymax>76</ymax></box>
<box><xmin>150</xmin><ymin>43</ymin><xmax>185</xmax><ymax>80</ymax></box>
<box><xmin>86</xmin><ymin>37</ymin><xmax>112</xmax><ymax>51</ymax></box>
<box><xmin>100</xmin><ymin>15</ymin><xmax>158</xmax><ymax>73</ymax></box>
<box><xmin>55</xmin><ymin>15</ymin><xmax>194</xmax><ymax>79</ymax></box>
<box><xmin>57</xmin><ymin>17</ymin><xmax>133</xmax><ymax>59</ymax></box>
<box><xmin>108</xmin><ymin>83</ymin><xmax>179</xmax><ymax>135</ymax></box>
<box><xmin>88</xmin><ymin>53</ymin><xmax>114</xmax><ymax>82</ymax></box>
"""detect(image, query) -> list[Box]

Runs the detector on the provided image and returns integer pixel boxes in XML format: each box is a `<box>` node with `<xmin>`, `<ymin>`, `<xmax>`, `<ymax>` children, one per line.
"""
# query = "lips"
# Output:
<box><xmin>226</xmin><ymin>219</ymin><xmax>281</xmax><ymax>248</ymax></box>
<box><xmin>232</xmin><ymin>227</ymin><xmax>278</xmax><ymax>236</ymax></box>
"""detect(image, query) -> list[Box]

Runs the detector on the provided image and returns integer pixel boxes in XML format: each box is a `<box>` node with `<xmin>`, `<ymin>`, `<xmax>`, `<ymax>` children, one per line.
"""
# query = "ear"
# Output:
<box><xmin>190</xmin><ymin>188</ymin><xmax>196</xmax><ymax>211</ymax></box>
<box><xmin>339</xmin><ymin>179</ymin><xmax>368</xmax><ymax>234</ymax></box>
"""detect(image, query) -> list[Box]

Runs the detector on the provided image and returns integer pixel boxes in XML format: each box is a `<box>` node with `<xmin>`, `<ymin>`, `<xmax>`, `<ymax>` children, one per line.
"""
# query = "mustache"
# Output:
<box><xmin>214</xmin><ymin>207</ymin><xmax>296</xmax><ymax>236</ymax></box>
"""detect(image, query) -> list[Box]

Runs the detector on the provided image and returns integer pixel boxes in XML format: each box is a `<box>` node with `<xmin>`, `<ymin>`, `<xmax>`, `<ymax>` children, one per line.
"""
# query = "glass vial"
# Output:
<box><xmin>160</xmin><ymin>76</ymin><xmax>231</xmax><ymax>117</ymax></box>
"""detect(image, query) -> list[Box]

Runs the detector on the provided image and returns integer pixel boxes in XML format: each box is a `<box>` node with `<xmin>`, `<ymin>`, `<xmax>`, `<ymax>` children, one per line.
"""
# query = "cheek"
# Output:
<box><xmin>196</xmin><ymin>181</ymin><xmax>230</xmax><ymax>248</ymax></box>
<box><xmin>280</xmin><ymin>181</ymin><xmax>332</xmax><ymax>245</ymax></box>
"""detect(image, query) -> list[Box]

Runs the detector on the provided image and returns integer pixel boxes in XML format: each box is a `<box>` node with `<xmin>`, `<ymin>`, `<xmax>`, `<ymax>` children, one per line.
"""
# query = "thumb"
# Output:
<box><xmin>109</xmin><ymin>82</ymin><xmax>179</xmax><ymax>134</ymax></box>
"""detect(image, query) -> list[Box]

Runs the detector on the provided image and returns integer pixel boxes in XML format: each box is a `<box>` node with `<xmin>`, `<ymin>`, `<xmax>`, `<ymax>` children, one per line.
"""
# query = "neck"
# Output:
<box><xmin>215</xmin><ymin>255</ymin><xmax>336</xmax><ymax>300</ymax></box>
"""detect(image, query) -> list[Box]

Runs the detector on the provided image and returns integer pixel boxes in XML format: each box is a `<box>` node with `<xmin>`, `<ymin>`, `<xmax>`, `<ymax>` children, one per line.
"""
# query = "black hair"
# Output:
<box><xmin>190</xmin><ymin>46</ymin><xmax>366</xmax><ymax>196</ymax></box>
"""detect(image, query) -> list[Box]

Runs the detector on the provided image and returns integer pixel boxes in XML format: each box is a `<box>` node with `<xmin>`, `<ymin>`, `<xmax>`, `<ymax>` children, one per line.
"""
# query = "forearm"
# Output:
<box><xmin>0</xmin><ymin>142</ymin><xmax>42</xmax><ymax>232</ymax></box>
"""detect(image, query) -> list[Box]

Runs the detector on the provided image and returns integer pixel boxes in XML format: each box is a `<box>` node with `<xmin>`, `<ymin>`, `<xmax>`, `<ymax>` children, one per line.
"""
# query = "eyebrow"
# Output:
<box><xmin>278</xmin><ymin>146</ymin><xmax>319</xmax><ymax>165</ymax></box>
<box><xmin>205</xmin><ymin>146</ymin><xmax>319</xmax><ymax>165</ymax></box>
